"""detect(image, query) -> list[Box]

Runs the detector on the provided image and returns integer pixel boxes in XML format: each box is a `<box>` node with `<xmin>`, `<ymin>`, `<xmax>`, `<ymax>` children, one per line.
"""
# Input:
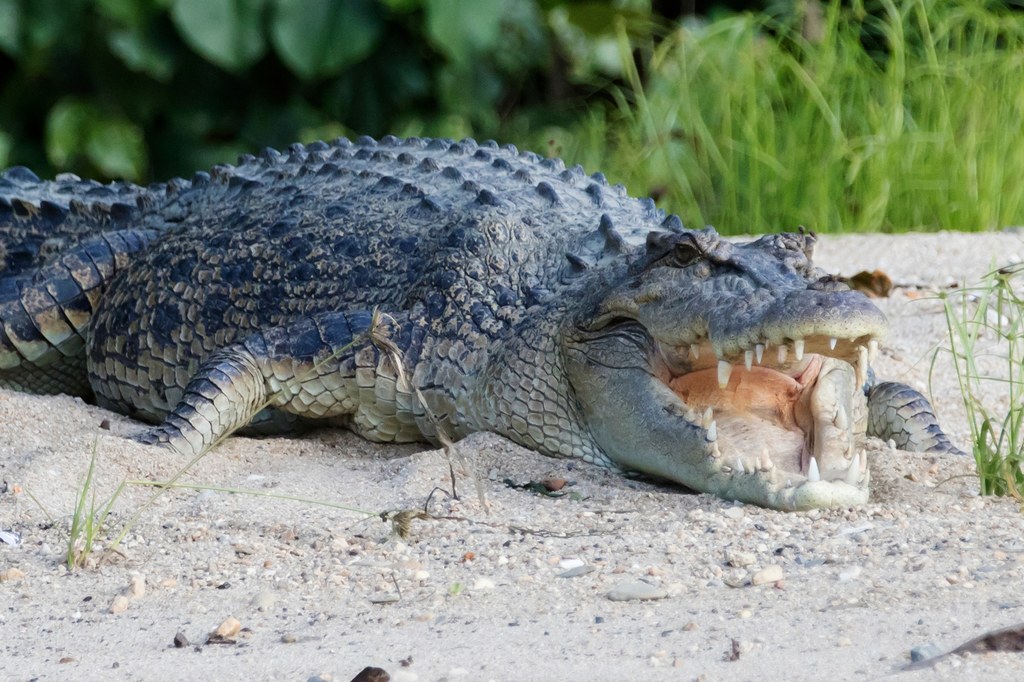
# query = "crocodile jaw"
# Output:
<box><xmin>665</xmin><ymin>342</ymin><xmax>872</xmax><ymax>510</ymax></box>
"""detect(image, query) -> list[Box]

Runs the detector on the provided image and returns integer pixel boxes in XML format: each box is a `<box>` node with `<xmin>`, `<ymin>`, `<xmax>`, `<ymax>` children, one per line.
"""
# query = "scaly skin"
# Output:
<box><xmin>0</xmin><ymin>136</ymin><xmax>964</xmax><ymax>510</ymax></box>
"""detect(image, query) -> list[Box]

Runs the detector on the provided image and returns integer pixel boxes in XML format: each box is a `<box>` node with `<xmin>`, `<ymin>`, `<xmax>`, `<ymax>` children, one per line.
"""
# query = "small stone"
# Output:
<box><xmin>910</xmin><ymin>643</ymin><xmax>942</xmax><ymax>663</ymax></box>
<box><xmin>725</xmin><ymin>550</ymin><xmax>755</xmax><ymax>567</ymax></box>
<box><xmin>558</xmin><ymin>565</ymin><xmax>595</xmax><ymax>578</ymax></box>
<box><xmin>723</xmin><ymin>506</ymin><xmax>745</xmax><ymax>520</ymax></box>
<box><xmin>738</xmin><ymin>609</ymin><xmax>752</xmax><ymax>619</ymax></box>
<box><xmin>559</xmin><ymin>558</ymin><xmax>585</xmax><ymax>570</ymax></box>
<box><xmin>606</xmin><ymin>579</ymin><xmax>668</xmax><ymax>601</ymax></box>
<box><xmin>173</xmin><ymin>631</ymin><xmax>189</xmax><ymax>648</ymax></box>
<box><xmin>838</xmin><ymin>566</ymin><xmax>862</xmax><ymax>582</ymax></box>
<box><xmin>0</xmin><ymin>567</ymin><xmax>26</xmax><ymax>582</ymax></box>
<box><xmin>723</xmin><ymin>569</ymin><xmax>749</xmax><ymax>588</ymax></box>
<box><xmin>751</xmin><ymin>565</ymin><xmax>784</xmax><ymax>586</ymax></box>
<box><xmin>109</xmin><ymin>594</ymin><xmax>130</xmax><ymax>614</ymax></box>
<box><xmin>472</xmin><ymin>577</ymin><xmax>495</xmax><ymax>590</ymax></box>
<box><xmin>252</xmin><ymin>589</ymin><xmax>276</xmax><ymax>612</ymax></box>
<box><xmin>682</xmin><ymin>621</ymin><xmax>698</xmax><ymax>631</ymax></box>
<box><xmin>281</xmin><ymin>633</ymin><xmax>298</xmax><ymax>643</ymax></box>
<box><xmin>213</xmin><ymin>616</ymin><xmax>242</xmax><ymax>639</ymax></box>
<box><xmin>127</xmin><ymin>574</ymin><xmax>146</xmax><ymax>599</ymax></box>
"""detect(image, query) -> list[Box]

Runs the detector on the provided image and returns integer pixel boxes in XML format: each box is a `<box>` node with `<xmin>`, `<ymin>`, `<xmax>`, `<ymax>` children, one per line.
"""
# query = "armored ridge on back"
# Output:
<box><xmin>0</xmin><ymin>135</ymin><xmax>964</xmax><ymax>510</ymax></box>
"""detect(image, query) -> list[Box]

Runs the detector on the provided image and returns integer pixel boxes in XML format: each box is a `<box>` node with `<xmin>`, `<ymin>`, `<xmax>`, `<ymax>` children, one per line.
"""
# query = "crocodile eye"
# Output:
<box><xmin>673</xmin><ymin>242</ymin><xmax>702</xmax><ymax>267</ymax></box>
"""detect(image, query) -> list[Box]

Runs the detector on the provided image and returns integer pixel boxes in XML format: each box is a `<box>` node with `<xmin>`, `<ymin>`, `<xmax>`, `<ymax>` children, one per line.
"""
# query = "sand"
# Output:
<box><xmin>2</xmin><ymin>232</ymin><xmax>1024</xmax><ymax>681</ymax></box>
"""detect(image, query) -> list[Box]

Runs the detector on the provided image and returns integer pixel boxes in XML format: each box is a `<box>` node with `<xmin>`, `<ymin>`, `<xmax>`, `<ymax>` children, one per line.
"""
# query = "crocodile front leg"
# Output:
<box><xmin>866</xmin><ymin>381</ymin><xmax>967</xmax><ymax>456</ymax></box>
<box><xmin>134</xmin><ymin>310</ymin><xmax>425</xmax><ymax>456</ymax></box>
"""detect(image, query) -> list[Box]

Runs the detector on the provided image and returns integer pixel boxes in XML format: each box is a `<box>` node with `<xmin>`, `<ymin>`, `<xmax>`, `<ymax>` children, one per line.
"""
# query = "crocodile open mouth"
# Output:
<box><xmin>662</xmin><ymin>334</ymin><xmax>878</xmax><ymax>492</ymax></box>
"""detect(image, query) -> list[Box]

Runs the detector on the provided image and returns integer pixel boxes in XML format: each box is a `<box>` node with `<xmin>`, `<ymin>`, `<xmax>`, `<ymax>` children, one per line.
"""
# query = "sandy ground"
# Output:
<box><xmin>3</xmin><ymin>232</ymin><xmax>1024</xmax><ymax>681</ymax></box>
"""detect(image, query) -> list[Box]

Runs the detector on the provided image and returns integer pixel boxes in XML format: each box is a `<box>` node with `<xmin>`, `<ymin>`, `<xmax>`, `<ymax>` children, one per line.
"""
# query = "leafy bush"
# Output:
<box><xmin>0</xmin><ymin>0</ymin><xmax>651</xmax><ymax>181</ymax></box>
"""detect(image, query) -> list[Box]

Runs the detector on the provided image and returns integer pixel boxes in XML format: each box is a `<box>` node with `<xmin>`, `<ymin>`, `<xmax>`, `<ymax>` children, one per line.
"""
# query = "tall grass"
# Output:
<box><xmin>544</xmin><ymin>0</ymin><xmax>1024</xmax><ymax>234</ymax></box>
<box><xmin>939</xmin><ymin>264</ymin><xmax>1024</xmax><ymax>500</ymax></box>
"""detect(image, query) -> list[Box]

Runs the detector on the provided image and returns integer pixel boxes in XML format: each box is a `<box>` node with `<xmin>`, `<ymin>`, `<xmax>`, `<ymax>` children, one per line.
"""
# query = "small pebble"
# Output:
<box><xmin>252</xmin><ymin>590</ymin><xmax>276</xmax><ymax>612</ymax></box>
<box><xmin>838</xmin><ymin>566</ymin><xmax>862</xmax><ymax>582</ymax></box>
<box><xmin>606</xmin><ymin>579</ymin><xmax>668</xmax><ymax>601</ymax></box>
<box><xmin>558</xmin><ymin>565</ymin><xmax>595</xmax><ymax>578</ymax></box>
<box><xmin>910</xmin><ymin>643</ymin><xmax>942</xmax><ymax>663</ymax></box>
<box><xmin>173</xmin><ymin>631</ymin><xmax>189</xmax><ymax>648</ymax></box>
<box><xmin>751</xmin><ymin>565</ymin><xmax>784</xmax><ymax>586</ymax></box>
<box><xmin>0</xmin><ymin>567</ymin><xmax>26</xmax><ymax>582</ymax></box>
<box><xmin>725</xmin><ymin>550</ymin><xmax>755</xmax><ymax>567</ymax></box>
<box><xmin>109</xmin><ymin>594</ymin><xmax>130</xmax><ymax>614</ymax></box>
<box><xmin>127</xmin><ymin>574</ymin><xmax>146</xmax><ymax>599</ymax></box>
<box><xmin>213</xmin><ymin>616</ymin><xmax>241</xmax><ymax>639</ymax></box>
<box><xmin>723</xmin><ymin>507</ymin><xmax>745</xmax><ymax>520</ymax></box>
<box><xmin>472</xmin><ymin>577</ymin><xmax>495</xmax><ymax>590</ymax></box>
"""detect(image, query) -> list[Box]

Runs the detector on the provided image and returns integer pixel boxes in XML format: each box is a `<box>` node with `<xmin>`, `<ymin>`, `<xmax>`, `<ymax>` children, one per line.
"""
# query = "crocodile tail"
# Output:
<box><xmin>0</xmin><ymin>229</ymin><xmax>160</xmax><ymax>396</ymax></box>
<box><xmin>0</xmin><ymin>166</ymin><xmax>149</xmax><ymax>277</ymax></box>
<box><xmin>866</xmin><ymin>381</ymin><xmax>968</xmax><ymax>456</ymax></box>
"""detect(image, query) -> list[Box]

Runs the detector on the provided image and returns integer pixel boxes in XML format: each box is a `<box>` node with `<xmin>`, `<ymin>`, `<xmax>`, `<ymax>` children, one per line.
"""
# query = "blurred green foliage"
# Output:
<box><xmin>0</xmin><ymin>0</ymin><xmax>653</xmax><ymax>181</ymax></box>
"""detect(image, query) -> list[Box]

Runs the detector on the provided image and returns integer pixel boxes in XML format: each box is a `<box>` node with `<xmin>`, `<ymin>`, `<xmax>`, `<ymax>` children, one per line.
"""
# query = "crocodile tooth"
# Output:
<box><xmin>684</xmin><ymin>407</ymin><xmax>698</xmax><ymax>423</ymax></box>
<box><xmin>710</xmin><ymin>441</ymin><xmax>722</xmax><ymax>458</ymax></box>
<box><xmin>760</xmin><ymin>449</ymin><xmax>774</xmax><ymax>471</ymax></box>
<box><xmin>755</xmin><ymin>343</ymin><xmax>764</xmax><ymax>364</ymax></box>
<box><xmin>777</xmin><ymin>344</ymin><xmax>788</xmax><ymax>364</ymax></box>
<box><xmin>868</xmin><ymin>339</ymin><xmax>879</xmax><ymax>363</ymax></box>
<box><xmin>860</xmin><ymin>449</ymin><xmax>868</xmax><ymax>473</ymax></box>
<box><xmin>834</xmin><ymin>405</ymin><xmax>849</xmax><ymax>430</ymax></box>
<box><xmin>794</xmin><ymin>339</ymin><xmax>805</xmax><ymax>361</ymax></box>
<box><xmin>735</xmin><ymin>458</ymin><xmax>745</xmax><ymax>474</ymax></box>
<box><xmin>856</xmin><ymin>345</ymin><xmax>869</xmax><ymax>388</ymax></box>
<box><xmin>829</xmin><ymin>337</ymin><xmax>837</xmax><ymax>350</ymax></box>
<box><xmin>807</xmin><ymin>456</ymin><xmax>820</xmax><ymax>482</ymax></box>
<box><xmin>844</xmin><ymin>452</ymin><xmax>862</xmax><ymax>485</ymax></box>
<box><xmin>690</xmin><ymin>344</ymin><xmax>700</xmax><ymax>360</ymax></box>
<box><xmin>701</xmin><ymin>407</ymin><xmax>714</xmax><ymax>429</ymax></box>
<box><xmin>717</xmin><ymin>360</ymin><xmax>732</xmax><ymax>388</ymax></box>
<box><xmin>706</xmin><ymin>420</ymin><xmax>718</xmax><ymax>442</ymax></box>
<box><xmin>744</xmin><ymin>350</ymin><xmax>753</xmax><ymax>371</ymax></box>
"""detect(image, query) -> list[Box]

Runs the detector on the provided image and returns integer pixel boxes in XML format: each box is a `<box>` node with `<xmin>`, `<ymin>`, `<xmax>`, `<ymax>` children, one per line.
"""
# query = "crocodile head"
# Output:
<box><xmin>563</xmin><ymin>227</ymin><xmax>887</xmax><ymax>510</ymax></box>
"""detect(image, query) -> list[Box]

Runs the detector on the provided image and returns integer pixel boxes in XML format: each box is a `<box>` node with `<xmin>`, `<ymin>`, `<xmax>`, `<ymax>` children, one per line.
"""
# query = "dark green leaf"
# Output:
<box><xmin>424</xmin><ymin>0</ymin><xmax>506</xmax><ymax>64</ymax></box>
<box><xmin>108</xmin><ymin>29</ymin><xmax>176</xmax><ymax>81</ymax></box>
<box><xmin>0</xmin><ymin>0</ymin><xmax>19</xmax><ymax>56</ymax></box>
<box><xmin>0</xmin><ymin>129</ymin><xmax>12</xmax><ymax>167</ymax></box>
<box><xmin>95</xmin><ymin>0</ymin><xmax>159</xmax><ymax>27</ymax></box>
<box><xmin>170</xmin><ymin>0</ymin><xmax>267</xmax><ymax>72</ymax></box>
<box><xmin>85</xmin><ymin>116</ymin><xmax>147</xmax><ymax>180</ymax></box>
<box><xmin>270</xmin><ymin>0</ymin><xmax>382</xmax><ymax>79</ymax></box>
<box><xmin>45</xmin><ymin>99</ymin><xmax>94</xmax><ymax>168</ymax></box>
<box><xmin>45</xmin><ymin>99</ymin><xmax>147</xmax><ymax>181</ymax></box>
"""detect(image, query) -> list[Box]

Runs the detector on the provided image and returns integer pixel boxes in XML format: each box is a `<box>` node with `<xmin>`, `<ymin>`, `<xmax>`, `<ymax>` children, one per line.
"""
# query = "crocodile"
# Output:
<box><xmin>0</xmin><ymin>136</ymin><xmax>963</xmax><ymax>510</ymax></box>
